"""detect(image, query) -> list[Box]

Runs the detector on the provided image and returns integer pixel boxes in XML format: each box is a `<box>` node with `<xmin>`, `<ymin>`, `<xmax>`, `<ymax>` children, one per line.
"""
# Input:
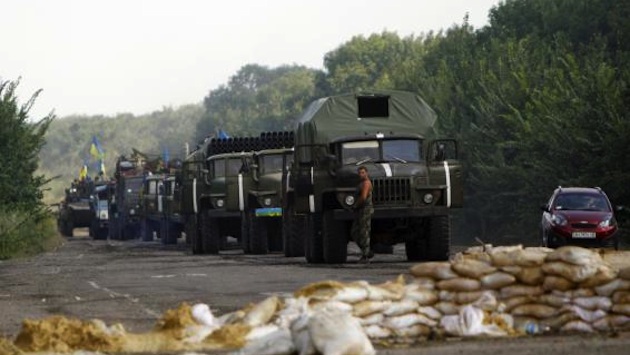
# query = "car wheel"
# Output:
<box><xmin>541</xmin><ymin>230</ymin><xmax>548</xmax><ymax>248</ymax></box>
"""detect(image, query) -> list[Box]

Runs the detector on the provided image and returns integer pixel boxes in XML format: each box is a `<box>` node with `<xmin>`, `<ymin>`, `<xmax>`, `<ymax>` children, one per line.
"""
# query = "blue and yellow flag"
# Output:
<box><xmin>79</xmin><ymin>164</ymin><xmax>88</xmax><ymax>181</ymax></box>
<box><xmin>90</xmin><ymin>135</ymin><xmax>104</xmax><ymax>159</ymax></box>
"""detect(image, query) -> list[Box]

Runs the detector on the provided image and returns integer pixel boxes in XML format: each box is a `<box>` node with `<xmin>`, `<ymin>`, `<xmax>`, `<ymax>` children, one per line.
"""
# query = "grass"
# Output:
<box><xmin>0</xmin><ymin>208</ymin><xmax>64</xmax><ymax>260</ymax></box>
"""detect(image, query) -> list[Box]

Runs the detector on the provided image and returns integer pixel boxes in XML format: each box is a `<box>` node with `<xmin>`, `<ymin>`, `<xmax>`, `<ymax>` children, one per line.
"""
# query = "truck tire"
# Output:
<box><xmin>241</xmin><ymin>212</ymin><xmax>251</xmax><ymax>253</ymax></box>
<box><xmin>305</xmin><ymin>213</ymin><xmax>324</xmax><ymax>264</ymax></box>
<box><xmin>322</xmin><ymin>211</ymin><xmax>347</xmax><ymax>264</ymax></box>
<box><xmin>161</xmin><ymin>219</ymin><xmax>178</xmax><ymax>245</ymax></box>
<box><xmin>187</xmin><ymin>216</ymin><xmax>203</xmax><ymax>255</ymax></box>
<box><xmin>427</xmin><ymin>215</ymin><xmax>451</xmax><ymax>261</ymax></box>
<box><xmin>282</xmin><ymin>205</ymin><xmax>305</xmax><ymax>257</ymax></box>
<box><xmin>201</xmin><ymin>212</ymin><xmax>221</xmax><ymax>254</ymax></box>
<box><xmin>249</xmin><ymin>213</ymin><xmax>269</xmax><ymax>255</ymax></box>
<box><xmin>267</xmin><ymin>218</ymin><xmax>283</xmax><ymax>252</ymax></box>
<box><xmin>141</xmin><ymin>220</ymin><xmax>154</xmax><ymax>241</ymax></box>
<box><xmin>405</xmin><ymin>218</ymin><xmax>428</xmax><ymax>261</ymax></box>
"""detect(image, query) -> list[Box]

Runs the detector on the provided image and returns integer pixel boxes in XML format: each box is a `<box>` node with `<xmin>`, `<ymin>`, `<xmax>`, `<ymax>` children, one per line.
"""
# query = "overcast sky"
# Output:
<box><xmin>1</xmin><ymin>0</ymin><xmax>501</xmax><ymax>119</ymax></box>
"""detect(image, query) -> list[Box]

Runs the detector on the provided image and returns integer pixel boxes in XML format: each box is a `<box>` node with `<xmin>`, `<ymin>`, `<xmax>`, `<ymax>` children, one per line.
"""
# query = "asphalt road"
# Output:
<box><xmin>0</xmin><ymin>230</ymin><xmax>629</xmax><ymax>355</ymax></box>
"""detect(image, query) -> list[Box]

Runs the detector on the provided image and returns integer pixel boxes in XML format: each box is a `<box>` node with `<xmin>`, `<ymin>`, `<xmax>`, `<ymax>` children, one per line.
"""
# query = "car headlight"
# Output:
<box><xmin>129</xmin><ymin>208</ymin><xmax>135</xmax><ymax>215</ymax></box>
<box><xmin>100</xmin><ymin>211</ymin><xmax>108</xmax><ymax>220</ymax></box>
<box><xmin>423</xmin><ymin>193</ymin><xmax>434</xmax><ymax>204</ymax></box>
<box><xmin>599</xmin><ymin>217</ymin><xmax>615</xmax><ymax>228</ymax></box>
<box><xmin>263</xmin><ymin>197</ymin><xmax>272</xmax><ymax>206</ymax></box>
<box><xmin>344</xmin><ymin>195</ymin><xmax>355</xmax><ymax>206</ymax></box>
<box><xmin>216</xmin><ymin>199</ymin><xmax>224</xmax><ymax>208</ymax></box>
<box><xmin>551</xmin><ymin>214</ymin><xmax>567</xmax><ymax>226</ymax></box>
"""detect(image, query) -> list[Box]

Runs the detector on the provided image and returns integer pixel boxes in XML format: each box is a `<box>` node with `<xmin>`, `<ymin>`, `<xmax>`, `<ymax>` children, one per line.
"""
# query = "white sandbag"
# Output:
<box><xmin>542</xmin><ymin>275</ymin><xmax>575</xmax><ymax>291</ymax></box>
<box><xmin>502</xmin><ymin>296</ymin><xmax>534</xmax><ymax>312</ymax></box>
<box><xmin>500</xmin><ymin>285</ymin><xmax>543</xmax><ymax>299</ymax></box>
<box><xmin>410</xmin><ymin>262</ymin><xmax>458</xmax><ymax>280</ymax></box>
<box><xmin>437</xmin><ymin>277</ymin><xmax>481</xmax><ymax>292</ymax></box>
<box><xmin>490</xmin><ymin>247</ymin><xmax>548</xmax><ymax>267</ymax></box>
<box><xmin>391</xmin><ymin>324</ymin><xmax>431</xmax><ymax>338</ymax></box>
<box><xmin>510</xmin><ymin>304</ymin><xmax>558</xmax><ymax>319</ymax></box>
<box><xmin>243</xmin><ymin>296</ymin><xmax>280</xmax><ymax>327</ymax></box>
<box><xmin>573</xmin><ymin>296</ymin><xmax>612</xmax><ymax>311</ymax></box>
<box><xmin>352</xmin><ymin>300</ymin><xmax>392</xmax><ymax>317</ymax></box>
<box><xmin>311</xmin><ymin>300</ymin><xmax>354</xmax><ymax>314</ymax></box>
<box><xmin>612</xmin><ymin>291</ymin><xmax>630</xmax><ymax>304</ymax></box>
<box><xmin>579</xmin><ymin>265</ymin><xmax>618</xmax><ymax>288</ymax></box>
<box><xmin>612</xmin><ymin>304</ymin><xmax>630</xmax><ymax>316</ymax></box>
<box><xmin>559</xmin><ymin>320</ymin><xmax>594</xmax><ymax>333</ymax></box>
<box><xmin>365</xmin><ymin>283</ymin><xmax>404</xmax><ymax>301</ymax></box>
<box><xmin>384</xmin><ymin>312</ymin><xmax>437</xmax><ymax>329</ymax></box>
<box><xmin>191</xmin><ymin>303</ymin><xmax>218</xmax><ymax>327</ymax></box>
<box><xmin>358</xmin><ymin>313</ymin><xmax>385</xmax><ymax>326</ymax></box>
<box><xmin>618</xmin><ymin>267</ymin><xmax>630</xmax><ymax>280</ymax></box>
<box><xmin>471</xmin><ymin>291</ymin><xmax>500</xmax><ymax>311</ymax></box>
<box><xmin>595</xmin><ymin>279</ymin><xmax>630</xmax><ymax>297</ymax></box>
<box><xmin>592</xmin><ymin>315</ymin><xmax>630</xmax><ymax>331</ymax></box>
<box><xmin>382</xmin><ymin>300</ymin><xmax>420</xmax><ymax>317</ymax></box>
<box><xmin>290</xmin><ymin>311</ymin><xmax>316</xmax><ymax>355</ymax></box>
<box><xmin>246</xmin><ymin>324</ymin><xmax>282</xmax><ymax>341</ymax></box>
<box><xmin>331</xmin><ymin>283</ymin><xmax>369</xmax><ymax>304</ymax></box>
<box><xmin>409</xmin><ymin>277</ymin><xmax>435</xmax><ymax>290</ymax></box>
<box><xmin>237</xmin><ymin>326</ymin><xmax>295</xmax><ymax>355</ymax></box>
<box><xmin>403</xmin><ymin>286</ymin><xmax>438</xmax><ymax>305</ymax></box>
<box><xmin>451</xmin><ymin>258</ymin><xmax>497</xmax><ymax>279</ymax></box>
<box><xmin>439</xmin><ymin>290</ymin><xmax>456</xmax><ymax>303</ymax></box>
<box><xmin>480</xmin><ymin>272</ymin><xmax>517</xmax><ymax>289</ymax></box>
<box><xmin>454</xmin><ymin>291</ymin><xmax>486</xmax><ymax>305</ymax></box>
<box><xmin>552</xmin><ymin>288</ymin><xmax>595</xmax><ymax>299</ymax></box>
<box><xmin>363</xmin><ymin>324</ymin><xmax>392</xmax><ymax>339</ymax></box>
<box><xmin>546</xmin><ymin>246</ymin><xmax>603</xmax><ymax>266</ymax></box>
<box><xmin>309</xmin><ymin>306</ymin><xmax>376</xmax><ymax>355</ymax></box>
<box><xmin>515</xmin><ymin>267</ymin><xmax>545</xmax><ymax>286</ymax></box>
<box><xmin>542</xmin><ymin>261</ymin><xmax>599</xmax><ymax>283</ymax></box>
<box><xmin>538</xmin><ymin>294</ymin><xmax>570</xmax><ymax>308</ymax></box>
<box><xmin>500</xmin><ymin>265</ymin><xmax>522</xmax><ymax>276</ymax></box>
<box><xmin>561</xmin><ymin>305</ymin><xmax>607</xmax><ymax>323</ymax></box>
<box><xmin>439</xmin><ymin>305</ymin><xmax>508</xmax><ymax>337</ymax></box>
<box><xmin>434</xmin><ymin>301</ymin><xmax>459</xmax><ymax>315</ymax></box>
<box><xmin>417</xmin><ymin>306</ymin><xmax>443</xmax><ymax>320</ymax></box>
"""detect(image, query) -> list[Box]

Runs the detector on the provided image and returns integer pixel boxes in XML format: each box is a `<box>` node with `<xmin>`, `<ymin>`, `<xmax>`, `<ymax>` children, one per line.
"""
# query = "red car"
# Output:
<box><xmin>540</xmin><ymin>187</ymin><xmax>619</xmax><ymax>249</ymax></box>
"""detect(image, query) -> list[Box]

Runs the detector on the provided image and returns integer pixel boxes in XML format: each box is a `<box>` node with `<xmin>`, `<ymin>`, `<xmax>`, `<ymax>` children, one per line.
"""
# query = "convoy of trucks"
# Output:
<box><xmin>57</xmin><ymin>90</ymin><xmax>463</xmax><ymax>264</ymax></box>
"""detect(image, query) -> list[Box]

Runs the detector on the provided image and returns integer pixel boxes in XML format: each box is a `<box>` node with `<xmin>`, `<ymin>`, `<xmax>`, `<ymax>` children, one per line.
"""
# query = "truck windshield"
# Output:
<box><xmin>341</xmin><ymin>139</ymin><xmax>421</xmax><ymax>165</ymax></box>
<box><xmin>260</xmin><ymin>154</ymin><xmax>284</xmax><ymax>174</ymax></box>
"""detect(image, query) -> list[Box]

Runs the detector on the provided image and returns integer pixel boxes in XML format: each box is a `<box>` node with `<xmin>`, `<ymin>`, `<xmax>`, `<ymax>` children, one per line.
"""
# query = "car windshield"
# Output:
<box><xmin>341</xmin><ymin>139</ymin><xmax>421</xmax><ymax>165</ymax></box>
<box><xmin>553</xmin><ymin>193</ymin><xmax>610</xmax><ymax>212</ymax></box>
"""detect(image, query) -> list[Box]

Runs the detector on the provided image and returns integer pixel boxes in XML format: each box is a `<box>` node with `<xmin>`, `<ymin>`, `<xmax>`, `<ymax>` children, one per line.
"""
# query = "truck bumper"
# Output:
<box><xmin>333</xmin><ymin>206</ymin><xmax>451</xmax><ymax>220</ymax></box>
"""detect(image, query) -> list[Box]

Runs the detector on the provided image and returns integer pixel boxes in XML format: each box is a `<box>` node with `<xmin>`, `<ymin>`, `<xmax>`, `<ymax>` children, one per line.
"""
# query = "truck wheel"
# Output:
<box><xmin>161</xmin><ymin>219</ymin><xmax>178</xmax><ymax>245</ymax></box>
<box><xmin>201</xmin><ymin>213</ymin><xmax>220</xmax><ymax>254</ymax></box>
<box><xmin>241</xmin><ymin>212</ymin><xmax>251</xmax><ymax>254</ymax></box>
<box><xmin>250</xmin><ymin>213</ymin><xmax>269</xmax><ymax>255</ymax></box>
<box><xmin>305</xmin><ymin>213</ymin><xmax>324</xmax><ymax>264</ymax></box>
<box><xmin>426</xmin><ymin>215</ymin><xmax>451</xmax><ymax>261</ymax></box>
<box><xmin>141</xmin><ymin>220</ymin><xmax>154</xmax><ymax>241</ymax></box>
<box><xmin>187</xmin><ymin>216</ymin><xmax>203</xmax><ymax>254</ymax></box>
<box><xmin>267</xmin><ymin>218</ymin><xmax>283</xmax><ymax>252</ymax></box>
<box><xmin>282</xmin><ymin>205</ymin><xmax>305</xmax><ymax>257</ymax></box>
<box><xmin>405</xmin><ymin>218</ymin><xmax>428</xmax><ymax>261</ymax></box>
<box><xmin>322</xmin><ymin>211</ymin><xmax>347</xmax><ymax>264</ymax></box>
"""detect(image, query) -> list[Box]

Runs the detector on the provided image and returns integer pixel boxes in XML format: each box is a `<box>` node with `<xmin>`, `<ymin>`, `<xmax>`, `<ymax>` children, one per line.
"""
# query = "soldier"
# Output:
<box><xmin>351</xmin><ymin>165</ymin><xmax>374</xmax><ymax>263</ymax></box>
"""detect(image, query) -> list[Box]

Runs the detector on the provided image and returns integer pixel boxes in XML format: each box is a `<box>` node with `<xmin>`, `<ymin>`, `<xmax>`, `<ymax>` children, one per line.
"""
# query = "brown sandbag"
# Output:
<box><xmin>437</xmin><ymin>278</ymin><xmax>481</xmax><ymax>292</ymax></box>
<box><xmin>542</xmin><ymin>261</ymin><xmax>599</xmax><ymax>283</ymax></box>
<box><xmin>451</xmin><ymin>259</ymin><xmax>497</xmax><ymax>279</ymax></box>
<box><xmin>480</xmin><ymin>272</ymin><xmax>516</xmax><ymax>290</ymax></box>
<box><xmin>546</xmin><ymin>246</ymin><xmax>603</xmax><ymax>266</ymax></box>
<box><xmin>410</xmin><ymin>262</ymin><xmax>458</xmax><ymax>280</ymax></box>
<box><xmin>542</xmin><ymin>275</ymin><xmax>575</xmax><ymax>291</ymax></box>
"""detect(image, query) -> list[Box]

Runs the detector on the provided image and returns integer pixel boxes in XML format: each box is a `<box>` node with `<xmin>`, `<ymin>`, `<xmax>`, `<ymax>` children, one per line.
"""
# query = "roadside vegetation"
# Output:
<box><xmin>0</xmin><ymin>80</ymin><xmax>61</xmax><ymax>260</ymax></box>
<box><xmin>14</xmin><ymin>0</ymin><xmax>630</xmax><ymax>253</ymax></box>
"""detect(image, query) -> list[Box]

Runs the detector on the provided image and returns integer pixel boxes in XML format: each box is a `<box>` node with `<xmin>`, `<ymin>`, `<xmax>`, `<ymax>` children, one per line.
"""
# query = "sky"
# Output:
<box><xmin>1</xmin><ymin>0</ymin><xmax>502</xmax><ymax>119</ymax></box>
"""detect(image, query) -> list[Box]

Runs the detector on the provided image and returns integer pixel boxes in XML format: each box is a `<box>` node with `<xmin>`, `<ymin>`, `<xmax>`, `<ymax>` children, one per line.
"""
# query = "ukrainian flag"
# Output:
<box><xmin>79</xmin><ymin>164</ymin><xmax>88</xmax><ymax>181</ymax></box>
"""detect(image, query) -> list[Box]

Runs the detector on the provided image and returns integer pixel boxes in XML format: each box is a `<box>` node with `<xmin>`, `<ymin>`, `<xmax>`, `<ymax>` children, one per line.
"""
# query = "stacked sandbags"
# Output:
<box><xmin>408</xmin><ymin>245</ymin><xmax>630</xmax><ymax>334</ymax></box>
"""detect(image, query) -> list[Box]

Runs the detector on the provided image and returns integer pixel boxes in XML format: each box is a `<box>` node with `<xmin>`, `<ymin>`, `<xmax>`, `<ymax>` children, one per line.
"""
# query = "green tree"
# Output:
<box><xmin>0</xmin><ymin>79</ymin><xmax>53</xmax><ymax>210</ymax></box>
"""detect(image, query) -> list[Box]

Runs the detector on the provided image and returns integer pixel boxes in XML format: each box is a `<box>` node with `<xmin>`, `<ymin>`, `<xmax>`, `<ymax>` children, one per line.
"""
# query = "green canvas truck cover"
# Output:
<box><xmin>295</xmin><ymin>90</ymin><xmax>438</xmax><ymax>145</ymax></box>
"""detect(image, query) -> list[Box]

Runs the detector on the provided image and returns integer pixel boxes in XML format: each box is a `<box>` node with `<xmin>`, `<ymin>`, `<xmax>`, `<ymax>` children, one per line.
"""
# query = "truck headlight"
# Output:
<box><xmin>263</xmin><ymin>197</ymin><xmax>272</xmax><ymax>206</ymax></box>
<box><xmin>423</xmin><ymin>193</ymin><xmax>434</xmax><ymax>204</ymax></box>
<box><xmin>216</xmin><ymin>199</ymin><xmax>224</xmax><ymax>208</ymax></box>
<box><xmin>345</xmin><ymin>195</ymin><xmax>355</xmax><ymax>206</ymax></box>
<box><xmin>129</xmin><ymin>208</ymin><xmax>135</xmax><ymax>215</ymax></box>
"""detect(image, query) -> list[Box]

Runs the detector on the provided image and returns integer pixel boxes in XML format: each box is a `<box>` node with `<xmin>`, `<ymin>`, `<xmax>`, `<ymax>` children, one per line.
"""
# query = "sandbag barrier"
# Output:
<box><xmin>1</xmin><ymin>245</ymin><xmax>629</xmax><ymax>355</ymax></box>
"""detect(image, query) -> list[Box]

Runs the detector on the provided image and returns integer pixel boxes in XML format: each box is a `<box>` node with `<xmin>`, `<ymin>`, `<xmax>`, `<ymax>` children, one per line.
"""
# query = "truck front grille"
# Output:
<box><xmin>372</xmin><ymin>178</ymin><xmax>411</xmax><ymax>205</ymax></box>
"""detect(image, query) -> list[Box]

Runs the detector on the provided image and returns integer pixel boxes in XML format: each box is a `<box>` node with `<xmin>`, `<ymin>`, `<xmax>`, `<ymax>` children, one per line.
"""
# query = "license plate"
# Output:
<box><xmin>572</xmin><ymin>231</ymin><xmax>596</xmax><ymax>239</ymax></box>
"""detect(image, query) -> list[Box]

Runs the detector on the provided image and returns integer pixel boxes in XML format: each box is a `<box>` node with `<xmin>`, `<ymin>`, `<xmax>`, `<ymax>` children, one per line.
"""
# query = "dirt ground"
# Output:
<box><xmin>0</xmin><ymin>230</ymin><xmax>629</xmax><ymax>354</ymax></box>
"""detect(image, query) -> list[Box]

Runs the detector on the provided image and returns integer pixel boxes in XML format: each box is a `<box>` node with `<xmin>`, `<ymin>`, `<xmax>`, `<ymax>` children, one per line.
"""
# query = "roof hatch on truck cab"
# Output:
<box><xmin>357</xmin><ymin>94</ymin><xmax>389</xmax><ymax>118</ymax></box>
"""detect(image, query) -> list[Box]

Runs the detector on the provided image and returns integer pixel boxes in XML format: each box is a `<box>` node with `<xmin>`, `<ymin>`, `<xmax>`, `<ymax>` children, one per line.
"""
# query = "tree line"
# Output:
<box><xmin>4</xmin><ymin>0</ymin><xmax>628</xmax><ymax>250</ymax></box>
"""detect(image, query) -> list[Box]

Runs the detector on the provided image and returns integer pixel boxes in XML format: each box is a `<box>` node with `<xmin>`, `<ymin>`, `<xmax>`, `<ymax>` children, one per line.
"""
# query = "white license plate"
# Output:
<box><xmin>572</xmin><ymin>231</ymin><xmax>596</xmax><ymax>239</ymax></box>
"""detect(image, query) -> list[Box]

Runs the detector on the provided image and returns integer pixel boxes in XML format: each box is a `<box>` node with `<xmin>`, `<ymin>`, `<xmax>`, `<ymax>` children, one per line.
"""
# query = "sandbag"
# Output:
<box><xmin>612</xmin><ymin>304</ymin><xmax>630</xmax><ymax>316</ymax></box>
<box><xmin>436</xmin><ymin>278</ymin><xmax>481</xmax><ymax>292</ymax></box>
<box><xmin>417</xmin><ymin>306</ymin><xmax>442</xmax><ymax>320</ymax></box>
<box><xmin>358</xmin><ymin>313</ymin><xmax>384</xmax><ymax>326</ymax></box>
<box><xmin>510</xmin><ymin>304</ymin><xmax>558</xmax><ymax>319</ymax></box>
<box><xmin>579</xmin><ymin>265</ymin><xmax>618</xmax><ymax>288</ymax></box>
<box><xmin>595</xmin><ymin>279</ymin><xmax>630</xmax><ymax>297</ymax></box>
<box><xmin>451</xmin><ymin>259</ymin><xmax>497</xmax><ymax>279</ymax></box>
<box><xmin>573</xmin><ymin>296</ymin><xmax>612</xmax><ymax>311</ymax></box>
<box><xmin>612</xmin><ymin>291</ymin><xmax>630</xmax><ymax>304</ymax></box>
<box><xmin>542</xmin><ymin>275</ymin><xmax>575</xmax><ymax>291</ymax></box>
<box><xmin>384</xmin><ymin>313</ymin><xmax>437</xmax><ymax>329</ymax></box>
<box><xmin>500</xmin><ymin>285</ymin><xmax>543</xmax><ymax>299</ymax></box>
<box><xmin>410</xmin><ymin>262</ymin><xmax>458</xmax><ymax>280</ymax></box>
<box><xmin>352</xmin><ymin>300</ymin><xmax>391</xmax><ymax>317</ymax></box>
<box><xmin>403</xmin><ymin>287</ymin><xmax>438</xmax><ymax>305</ymax></box>
<box><xmin>382</xmin><ymin>300</ymin><xmax>420</xmax><ymax>317</ymax></box>
<box><xmin>546</xmin><ymin>246</ymin><xmax>603</xmax><ymax>266</ymax></box>
<box><xmin>480</xmin><ymin>272</ymin><xmax>517</xmax><ymax>289</ymax></box>
<box><xmin>308</xmin><ymin>307</ymin><xmax>375</xmax><ymax>355</ymax></box>
<box><xmin>542</xmin><ymin>261</ymin><xmax>599</xmax><ymax>283</ymax></box>
<box><xmin>560</xmin><ymin>320</ymin><xmax>594</xmax><ymax>333</ymax></box>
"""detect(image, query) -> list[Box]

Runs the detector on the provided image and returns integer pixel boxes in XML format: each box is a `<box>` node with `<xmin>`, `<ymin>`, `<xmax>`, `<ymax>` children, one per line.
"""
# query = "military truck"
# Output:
<box><xmin>57</xmin><ymin>179</ymin><xmax>94</xmax><ymax>237</ymax></box>
<box><xmin>141</xmin><ymin>172</ymin><xmax>184</xmax><ymax>244</ymax></box>
<box><xmin>285</xmin><ymin>90</ymin><xmax>464</xmax><ymax>264</ymax></box>
<box><xmin>109</xmin><ymin>155</ymin><xmax>146</xmax><ymax>240</ymax></box>
<box><xmin>179</xmin><ymin>132</ymin><xmax>294</xmax><ymax>255</ymax></box>
<box><xmin>88</xmin><ymin>180</ymin><xmax>115</xmax><ymax>240</ymax></box>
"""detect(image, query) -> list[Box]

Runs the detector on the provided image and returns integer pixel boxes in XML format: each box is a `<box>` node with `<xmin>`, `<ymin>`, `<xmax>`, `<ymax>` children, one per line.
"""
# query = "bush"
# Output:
<box><xmin>0</xmin><ymin>208</ymin><xmax>62</xmax><ymax>260</ymax></box>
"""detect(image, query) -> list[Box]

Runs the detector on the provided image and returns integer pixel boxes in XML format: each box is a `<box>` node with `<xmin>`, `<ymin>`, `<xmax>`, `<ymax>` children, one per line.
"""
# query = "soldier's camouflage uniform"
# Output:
<box><xmin>351</xmin><ymin>181</ymin><xmax>373</xmax><ymax>258</ymax></box>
